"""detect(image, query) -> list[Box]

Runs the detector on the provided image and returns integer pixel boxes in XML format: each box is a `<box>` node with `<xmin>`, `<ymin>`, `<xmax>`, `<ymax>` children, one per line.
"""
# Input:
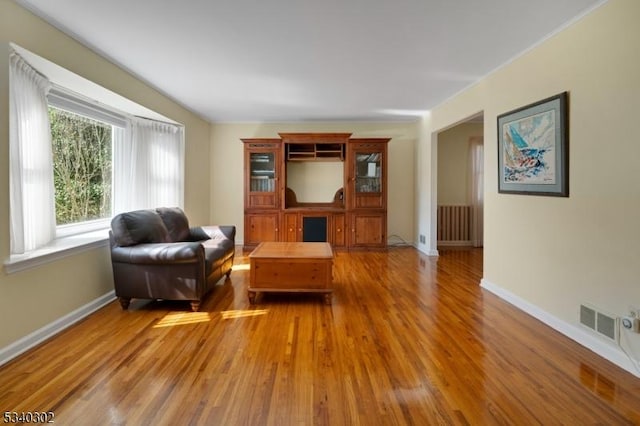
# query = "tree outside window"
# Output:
<box><xmin>49</xmin><ymin>107</ymin><xmax>112</xmax><ymax>225</ymax></box>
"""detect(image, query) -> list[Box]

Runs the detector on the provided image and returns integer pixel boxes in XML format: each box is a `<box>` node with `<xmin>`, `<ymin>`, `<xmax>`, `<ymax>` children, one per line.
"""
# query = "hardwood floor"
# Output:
<box><xmin>1</xmin><ymin>247</ymin><xmax>639</xmax><ymax>425</ymax></box>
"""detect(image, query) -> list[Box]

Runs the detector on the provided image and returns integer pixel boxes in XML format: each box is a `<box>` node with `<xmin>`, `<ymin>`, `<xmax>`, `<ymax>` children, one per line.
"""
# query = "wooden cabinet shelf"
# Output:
<box><xmin>286</xmin><ymin>143</ymin><xmax>344</xmax><ymax>161</ymax></box>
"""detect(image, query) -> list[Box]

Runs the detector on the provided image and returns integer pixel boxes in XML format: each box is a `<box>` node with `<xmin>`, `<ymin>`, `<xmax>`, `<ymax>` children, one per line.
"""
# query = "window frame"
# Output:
<box><xmin>47</xmin><ymin>86</ymin><xmax>127</xmax><ymax>237</ymax></box>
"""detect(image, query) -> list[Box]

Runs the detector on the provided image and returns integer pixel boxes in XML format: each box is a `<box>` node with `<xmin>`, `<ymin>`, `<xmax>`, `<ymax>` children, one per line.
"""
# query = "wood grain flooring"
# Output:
<box><xmin>1</xmin><ymin>247</ymin><xmax>639</xmax><ymax>425</ymax></box>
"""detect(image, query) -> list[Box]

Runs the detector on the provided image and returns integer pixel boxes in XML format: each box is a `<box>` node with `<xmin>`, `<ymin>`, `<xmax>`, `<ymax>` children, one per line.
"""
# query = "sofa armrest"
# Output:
<box><xmin>110</xmin><ymin>241</ymin><xmax>203</xmax><ymax>264</ymax></box>
<box><xmin>198</xmin><ymin>225</ymin><xmax>236</xmax><ymax>241</ymax></box>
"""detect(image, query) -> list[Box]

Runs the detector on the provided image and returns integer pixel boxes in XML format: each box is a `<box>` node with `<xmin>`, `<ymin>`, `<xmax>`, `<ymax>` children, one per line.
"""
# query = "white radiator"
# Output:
<box><xmin>437</xmin><ymin>205</ymin><xmax>471</xmax><ymax>246</ymax></box>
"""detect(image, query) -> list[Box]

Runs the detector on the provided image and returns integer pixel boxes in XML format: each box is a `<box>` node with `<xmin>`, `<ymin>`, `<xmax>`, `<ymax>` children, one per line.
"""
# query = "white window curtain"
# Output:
<box><xmin>9</xmin><ymin>50</ymin><xmax>56</xmax><ymax>254</ymax></box>
<box><xmin>113</xmin><ymin>117</ymin><xmax>185</xmax><ymax>213</ymax></box>
<box><xmin>469</xmin><ymin>137</ymin><xmax>484</xmax><ymax>247</ymax></box>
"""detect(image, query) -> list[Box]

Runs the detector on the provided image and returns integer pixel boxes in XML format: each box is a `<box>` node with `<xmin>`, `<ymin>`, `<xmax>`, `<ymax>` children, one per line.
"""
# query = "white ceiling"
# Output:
<box><xmin>16</xmin><ymin>0</ymin><xmax>603</xmax><ymax>123</ymax></box>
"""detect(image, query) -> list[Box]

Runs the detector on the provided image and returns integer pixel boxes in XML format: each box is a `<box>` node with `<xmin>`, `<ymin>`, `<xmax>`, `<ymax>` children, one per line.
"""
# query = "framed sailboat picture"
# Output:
<box><xmin>497</xmin><ymin>92</ymin><xmax>569</xmax><ymax>196</ymax></box>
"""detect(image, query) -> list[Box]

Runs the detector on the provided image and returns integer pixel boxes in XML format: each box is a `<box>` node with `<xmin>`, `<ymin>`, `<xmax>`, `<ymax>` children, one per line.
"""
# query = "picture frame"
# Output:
<box><xmin>497</xmin><ymin>92</ymin><xmax>569</xmax><ymax>196</ymax></box>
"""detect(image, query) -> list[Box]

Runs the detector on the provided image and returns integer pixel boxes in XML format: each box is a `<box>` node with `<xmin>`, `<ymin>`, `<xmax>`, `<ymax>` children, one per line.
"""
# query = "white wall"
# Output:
<box><xmin>416</xmin><ymin>0</ymin><xmax>640</xmax><ymax>374</ymax></box>
<box><xmin>210</xmin><ymin>122</ymin><xmax>418</xmax><ymax>245</ymax></box>
<box><xmin>0</xmin><ymin>1</ymin><xmax>211</xmax><ymax>351</ymax></box>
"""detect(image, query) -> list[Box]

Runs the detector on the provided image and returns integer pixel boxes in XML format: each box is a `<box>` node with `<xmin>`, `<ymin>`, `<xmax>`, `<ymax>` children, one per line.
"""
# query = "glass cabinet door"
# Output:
<box><xmin>250</xmin><ymin>152</ymin><xmax>276</xmax><ymax>193</ymax></box>
<box><xmin>244</xmin><ymin>139</ymin><xmax>281</xmax><ymax>211</ymax></box>
<box><xmin>355</xmin><ymin>152</ymin><xmax>382</xmax><ymax>194</ymax></box>
<box><xmin>348</xmin><ymin>140</ymin><xmax>387</xmax><ymax>211</ymax></box>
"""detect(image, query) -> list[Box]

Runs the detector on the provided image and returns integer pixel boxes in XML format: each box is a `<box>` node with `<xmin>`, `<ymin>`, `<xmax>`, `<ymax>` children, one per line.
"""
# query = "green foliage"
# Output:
<box><xmin>49</xmin><ymin>107</ymin><xmax>112</xmax><ymax>225</ymax></box>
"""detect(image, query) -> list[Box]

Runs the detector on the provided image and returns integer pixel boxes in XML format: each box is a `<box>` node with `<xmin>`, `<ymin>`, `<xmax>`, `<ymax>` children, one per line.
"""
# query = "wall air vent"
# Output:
<box><xmin>580</xmin><ymin>304</ymin><xmax>596</xmax><ymax>330</ymax></box>
<box><xmin>580</xmin><ymin>303</ymin><xmax>618</xmax><ymax>342</ymax></box>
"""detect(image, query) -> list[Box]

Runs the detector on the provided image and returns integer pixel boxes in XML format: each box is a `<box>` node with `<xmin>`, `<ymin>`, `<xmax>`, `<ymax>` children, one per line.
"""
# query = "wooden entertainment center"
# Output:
<box><xmin>242</xmin><ymin>133</ymin><xmax>389</xmax><ymax>249</ymax></box>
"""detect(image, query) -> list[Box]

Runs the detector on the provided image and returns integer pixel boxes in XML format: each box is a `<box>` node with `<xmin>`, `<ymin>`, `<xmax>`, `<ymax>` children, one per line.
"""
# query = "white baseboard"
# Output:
<box><xmin>0</xmin><ymin>291</ymin><xmax>116</xmax><ymax>367</ymax></box>
<box><xmin>480</xmin><ymin>279</ymin><xmax>640</xmax><ymax>378</ymax></box>
<box><xmin>414</xmin><ymin>243</ymin><xmax>438</xmax><ymax>256</ymax></box>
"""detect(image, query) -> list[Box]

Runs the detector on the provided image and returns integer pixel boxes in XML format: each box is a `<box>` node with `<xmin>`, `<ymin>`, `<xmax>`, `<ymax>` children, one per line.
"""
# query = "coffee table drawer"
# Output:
<box><xmin>252</xmin><ymin>260</ymin><xmax>330</xmax><ymax>289</ymax></box>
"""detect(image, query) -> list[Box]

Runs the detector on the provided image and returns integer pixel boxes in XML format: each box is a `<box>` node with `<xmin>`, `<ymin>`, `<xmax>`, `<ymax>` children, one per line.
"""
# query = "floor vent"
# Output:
<box><xmin>580</xmin><ymin>304</ymin><xmax>618</xmax><ymax>342</ymax></box>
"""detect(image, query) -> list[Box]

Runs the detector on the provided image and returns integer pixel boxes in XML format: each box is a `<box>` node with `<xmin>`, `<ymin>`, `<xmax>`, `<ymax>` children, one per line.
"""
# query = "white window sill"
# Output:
<box><xmin>4</xmin><ymin>229</ymin><xmax>110</xmax><ymax>274</ymax></box>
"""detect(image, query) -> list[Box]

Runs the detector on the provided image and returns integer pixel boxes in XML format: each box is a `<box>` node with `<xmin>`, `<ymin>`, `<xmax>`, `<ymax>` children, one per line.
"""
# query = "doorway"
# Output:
<box><xmin>436</xmin><ymin>113</ymin><xmax>484</xmax><ymax>250</ymax></box>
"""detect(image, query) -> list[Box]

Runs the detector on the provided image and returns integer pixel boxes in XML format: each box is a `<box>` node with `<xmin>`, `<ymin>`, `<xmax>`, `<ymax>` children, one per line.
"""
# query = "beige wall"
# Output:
<box><xmin>437</xmin><ymin>123</ymin><xmax>483</xmax><ymax>205</ymax></box>
<box><xmin>287</xmin><ymin>162</ymin><xmax>344</xmax><ymax>203</ymax></box>
<box><xmin>417</xmin><ymin>0</ymin><xmax>640</xmax><ymax>367</ymax></box>
<box><xmin>210</xmin><ymin>122</ymin><xmax>418</xmax><ymax>245</ymax></box>
<box><xmin>0</xmin><ymin>1</ymin><xmax>211</xmax><ymax>349</ymax></box>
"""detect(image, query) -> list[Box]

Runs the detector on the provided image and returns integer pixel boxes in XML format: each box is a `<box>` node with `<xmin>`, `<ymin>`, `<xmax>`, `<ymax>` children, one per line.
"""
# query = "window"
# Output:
<box><xmin>47</xmin><ymin>88</ymin><xmax>127</xmax><ymax>237</ymax></box>
<box><xmin>49</xmin><ymin>108</ymin><xmax>113</xmax><ymax>226</ymax></box>
<box><xmin>9</xmin><ymin>46</ymin><xmax>185</xmax><ymax>265</ymax></box>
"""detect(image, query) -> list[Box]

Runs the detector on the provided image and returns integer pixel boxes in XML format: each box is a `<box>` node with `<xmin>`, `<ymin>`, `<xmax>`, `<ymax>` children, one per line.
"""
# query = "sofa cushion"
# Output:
<box><xmin>156</xmin><ymin>207</ymin><xmax>191</xmax><ymax>242</ymax></box>
<box><xmin>111</xmin><ymin>210</ymin><xmax>171</xmax><ymax>247</ymax></box>
<box><xmin>189</xmin><ymin>226</ymin><xmax>211</xmax><ymax>242</ymax></box>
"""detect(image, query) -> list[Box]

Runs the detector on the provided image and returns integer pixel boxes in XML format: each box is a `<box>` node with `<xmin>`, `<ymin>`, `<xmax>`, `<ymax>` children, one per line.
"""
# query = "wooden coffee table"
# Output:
<box><xmin>248</xmin><ymin>242</ymin><xmax>334</xmax><ymax>304</ymax></box>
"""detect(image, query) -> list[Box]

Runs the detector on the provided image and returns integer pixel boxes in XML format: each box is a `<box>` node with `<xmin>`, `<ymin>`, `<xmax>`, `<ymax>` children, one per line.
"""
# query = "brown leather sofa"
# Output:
<box><xmin>109</xmin><ymin>207</ymin><xmax>235</xmax><ymax>311</ymax></box>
